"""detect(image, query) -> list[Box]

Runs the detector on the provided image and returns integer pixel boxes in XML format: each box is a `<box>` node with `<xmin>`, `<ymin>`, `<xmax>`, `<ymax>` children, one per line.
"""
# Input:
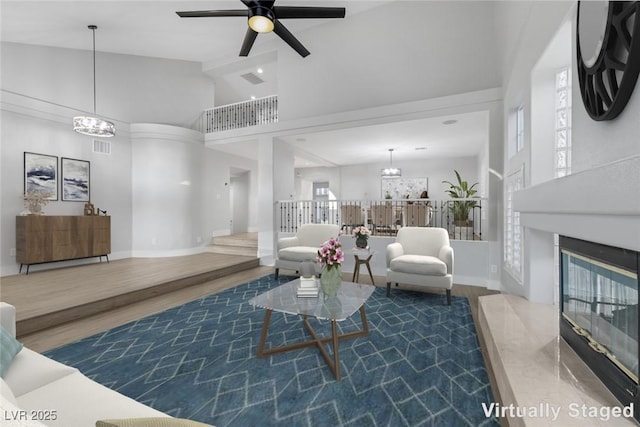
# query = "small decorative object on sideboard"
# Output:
<box><xmin>22</xmin><ymin>189</ymin><xmax>53</xmax><ymax>215</ymax></box>
<box><xmin>84</xmin><ymin>201</ymin><xmax>108</xmax><ymax>216</ymax></box>
<box><xmin>84</xmin><ymin>201</ymin><xmax>95</xmax><ymax>216</ymax></box>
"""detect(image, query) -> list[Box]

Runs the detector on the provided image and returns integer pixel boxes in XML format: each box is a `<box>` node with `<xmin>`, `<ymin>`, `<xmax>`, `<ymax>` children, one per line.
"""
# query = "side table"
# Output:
<box><xmin>352</xmin><ymin>248</ymin><xmax>375</xmax><ymax>285</ymax></box>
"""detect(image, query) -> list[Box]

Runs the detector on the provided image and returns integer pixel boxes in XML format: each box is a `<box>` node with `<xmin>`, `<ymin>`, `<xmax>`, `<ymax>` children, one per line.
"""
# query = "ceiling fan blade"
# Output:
<box><xmin>274</xmin><ymin>6</ymin><xmax>346</xmax><ymax>19</ymax></box>
<box><xmin>273</xmin><ymin>20</ymin><xmax>310</xmax><ymax>57</ymax></box>
<box><xmin>176</xmin><ymin>10</ymin><xmax>248</xmax><ymax>18</ymax></box>
<box><xmin>239</xmin><ymin>27</ymin><xmax>259</xmax><ymax>56</ymax></box>
<box><xmin>241</xmin><ymin>0</ymin><xmax>274</xmax><ymax>7</ymax></box>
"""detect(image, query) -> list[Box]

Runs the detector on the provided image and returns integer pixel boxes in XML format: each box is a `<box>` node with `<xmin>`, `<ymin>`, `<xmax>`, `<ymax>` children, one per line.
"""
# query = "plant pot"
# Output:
<box><xmin>320</xmin><ymin>266</ymin><xmax>342</xmax><ymax>297</ymax></box>
<box><xmin>355</xmin><ymin>236</ymin><xmax>368</xmax><ymax>249</ymax></box>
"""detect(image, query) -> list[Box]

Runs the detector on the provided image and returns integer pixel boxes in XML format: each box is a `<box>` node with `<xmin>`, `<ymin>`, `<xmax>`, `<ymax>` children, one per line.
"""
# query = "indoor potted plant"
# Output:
<box><xmin>442</xmin><ymin>170</ymin><xmax>479</xmax><ymax>239</ymax></box>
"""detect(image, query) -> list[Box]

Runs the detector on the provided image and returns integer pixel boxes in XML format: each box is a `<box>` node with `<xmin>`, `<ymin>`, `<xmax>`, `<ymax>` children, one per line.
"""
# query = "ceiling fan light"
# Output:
<box><xmin>249</xmin><ymin>15</ymin><xmax>274</xmax><ymax>33</ymax></box>
<box><xmin>73</xmin><ymin>116</ymin><xmax>116</xmax><ymax>137</ymax></box>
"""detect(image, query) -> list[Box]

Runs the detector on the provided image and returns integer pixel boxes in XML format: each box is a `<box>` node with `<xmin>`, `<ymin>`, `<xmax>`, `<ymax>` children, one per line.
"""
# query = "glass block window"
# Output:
<box><xmin>554</xmin><ymin>67</ymin><xmax>572</xmax><ymax>304</ymax></box>
<box><xmin>555</xmin><ymin>68</ymin><xmax>571</xmax><ymax>178</ymax></box>
<box><xmin>516</xmin><ymin>105</ymin><xmax>525</xmax><ymax>153</ymax></box>
<box><xmin>505</xmin><ymin>166</ymin><xmax>524</xmax><ymax>282</ymax></box>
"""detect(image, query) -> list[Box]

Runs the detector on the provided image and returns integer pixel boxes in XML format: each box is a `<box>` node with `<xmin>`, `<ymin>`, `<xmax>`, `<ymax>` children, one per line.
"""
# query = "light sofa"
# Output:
<box><xmin>0</xmin><ymin>302</ymin><xmax>211</xmax><ymax>427</ymax></box>
<box><xmin>274</xmin><ymin>223</ymin><xmax>340</xmax><ymax>279</ymax></box>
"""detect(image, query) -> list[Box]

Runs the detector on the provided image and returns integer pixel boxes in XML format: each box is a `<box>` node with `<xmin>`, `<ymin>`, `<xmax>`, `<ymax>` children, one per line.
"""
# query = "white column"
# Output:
<box><xmin>258</xmin><ymin>135</ymin><xmax>275</xmax><ymax>265</ymax></box>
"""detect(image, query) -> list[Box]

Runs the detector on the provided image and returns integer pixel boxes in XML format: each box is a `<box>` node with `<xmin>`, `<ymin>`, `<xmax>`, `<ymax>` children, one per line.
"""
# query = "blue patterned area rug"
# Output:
<box><xmin>45</xmin><ymin>275</ymin><xmax>499</xmax><ymax>427</ymax></box>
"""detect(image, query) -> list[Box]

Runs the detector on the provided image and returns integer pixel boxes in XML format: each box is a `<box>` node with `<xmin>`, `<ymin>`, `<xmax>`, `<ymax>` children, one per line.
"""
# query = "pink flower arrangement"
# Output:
<box><xmin>352</xmin><ymin>226</ymin><xmax>371</xmax><ymax>239</ymax></box>
<box><xmin>317</xmin><ymin>237</ymin><xmax>344</xmax><ymax>270</ymax></box>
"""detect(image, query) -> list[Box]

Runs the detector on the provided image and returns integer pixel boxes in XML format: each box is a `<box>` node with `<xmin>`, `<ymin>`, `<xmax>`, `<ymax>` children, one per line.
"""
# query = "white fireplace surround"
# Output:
<box><xmin>513</xmin><ymin>155</ymin><xmax>640</xmax><ymax>252</ymax></box>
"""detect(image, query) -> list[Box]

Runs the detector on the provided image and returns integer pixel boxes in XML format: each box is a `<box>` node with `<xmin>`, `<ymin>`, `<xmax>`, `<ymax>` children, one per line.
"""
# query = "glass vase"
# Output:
<box><xmin>320</xmin><ymin>265</ymin><xmax>342</xmax><ymax>297</ymax></box>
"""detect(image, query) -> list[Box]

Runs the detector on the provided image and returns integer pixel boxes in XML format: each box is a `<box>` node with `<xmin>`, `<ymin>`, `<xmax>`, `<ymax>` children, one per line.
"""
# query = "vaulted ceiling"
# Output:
<box><xmin>1</xmin><ymin>1</ymin><xmax>504</xmax><ymax>167</ymax></box>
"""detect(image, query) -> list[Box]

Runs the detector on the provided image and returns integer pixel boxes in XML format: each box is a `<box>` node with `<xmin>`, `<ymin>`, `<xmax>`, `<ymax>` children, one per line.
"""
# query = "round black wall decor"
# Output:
<box><xmin>577</xmin><ymin>1</ymin><xmax>640</xmax><ymax>121</ymax></box>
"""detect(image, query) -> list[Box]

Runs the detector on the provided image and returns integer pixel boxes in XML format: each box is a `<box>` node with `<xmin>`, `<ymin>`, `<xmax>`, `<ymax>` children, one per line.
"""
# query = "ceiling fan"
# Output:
<box><xmin>176</xmin><ymin>1</ymin><xmax>346</xmax><ymax>58</ymax></box>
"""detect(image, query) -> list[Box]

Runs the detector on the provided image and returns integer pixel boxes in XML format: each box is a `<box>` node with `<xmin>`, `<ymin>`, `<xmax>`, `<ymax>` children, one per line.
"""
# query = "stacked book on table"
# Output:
<box><xmin>297</xmin><ymin>276</ymin><xmax>319</xmax><ymax>298</ymax></box>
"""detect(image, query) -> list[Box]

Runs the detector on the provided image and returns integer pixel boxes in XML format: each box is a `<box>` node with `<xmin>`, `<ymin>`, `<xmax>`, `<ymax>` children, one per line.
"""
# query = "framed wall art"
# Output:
<box><xmin>24</xmin><ymin>152</ymin><xmax>58</xmax><ymax>200</ymax></box>
<box><xmin>381</xmin><ymin>177</ymin><xmax>428</xmax><ymax>199</ymax></box>
<box><xmin>61</xmin><ymin>157</ymin><xmax>90</xmax><ymax>202</ymax></box>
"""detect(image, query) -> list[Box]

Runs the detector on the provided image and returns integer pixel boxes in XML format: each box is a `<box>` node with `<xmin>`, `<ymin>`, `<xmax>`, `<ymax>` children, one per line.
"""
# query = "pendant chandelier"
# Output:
<box><xmin>73</xmin><ymin>25</ymin><xmax>115</xmax><ymax>138</ymax></box>
<box><xmin>381</xmin><ymin>148</ymin><xmax>401</xmax><ymax>177</ymax></box>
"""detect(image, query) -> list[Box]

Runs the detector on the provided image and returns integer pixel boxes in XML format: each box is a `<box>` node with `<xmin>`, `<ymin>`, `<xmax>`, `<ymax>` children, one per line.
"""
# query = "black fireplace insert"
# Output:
<box><xmin>560</xmin><ymin>236</ymin><xmax>640</xmax><ymax>420</ymax></box>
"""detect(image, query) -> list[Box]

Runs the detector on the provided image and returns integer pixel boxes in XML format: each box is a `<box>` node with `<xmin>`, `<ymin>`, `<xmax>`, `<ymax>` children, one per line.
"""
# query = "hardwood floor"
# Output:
<box><xmin>15</xmin><ymin>264</ymin><xmax>273</xmax><ymax>353</ymax></box>
<box><xmin>1</xmin><ymin>253</ymin><xmax>259</xmax><ymax>336</ymax></box>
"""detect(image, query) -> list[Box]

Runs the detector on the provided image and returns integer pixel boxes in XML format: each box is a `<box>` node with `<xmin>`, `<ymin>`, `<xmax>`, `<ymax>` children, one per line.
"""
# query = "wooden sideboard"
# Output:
<box><xmin>16</xmin><ymin>215</ymin><xmax>111</xmax><ymax>273</ymax></box>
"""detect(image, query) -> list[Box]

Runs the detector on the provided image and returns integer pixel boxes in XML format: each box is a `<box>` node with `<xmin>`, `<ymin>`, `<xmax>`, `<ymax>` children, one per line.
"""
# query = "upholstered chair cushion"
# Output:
<box><xmin>277</xmin><ymin>247</ymin><xmax>319</xmax><ymax>262</ymax></box>
<box><xmin>389</xmin><ymin>255</ymin><xmax>447</xmax><ymax>276</ymax></box>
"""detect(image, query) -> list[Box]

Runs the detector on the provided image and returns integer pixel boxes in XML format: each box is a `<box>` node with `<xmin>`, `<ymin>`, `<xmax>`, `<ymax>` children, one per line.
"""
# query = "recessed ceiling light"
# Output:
<box><xmin>415</xmin><ymin>147</ymin><xmax>427</xmax><ymax>151</ymax></box>
<box><xmin>251</xmin><ymin>96</ymin><xmax>256</xmax><ymax>100</ymax></box>
<box><xmin>257</xmin><ymin>68</ymin><xmax>264</xmax><ymax>74</ymax></box>
<box><xmin>442</xmin><ymin>119</ymin><xmax>458</xmax><ymax>125</ymax></box>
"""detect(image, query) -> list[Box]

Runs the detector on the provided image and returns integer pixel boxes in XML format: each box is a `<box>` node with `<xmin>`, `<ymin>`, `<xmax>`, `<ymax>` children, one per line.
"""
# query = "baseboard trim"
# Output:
<box><xmin>454</xmin><ymin>275</ymin><xmax>487</xmax><ymax>287</ymax></box>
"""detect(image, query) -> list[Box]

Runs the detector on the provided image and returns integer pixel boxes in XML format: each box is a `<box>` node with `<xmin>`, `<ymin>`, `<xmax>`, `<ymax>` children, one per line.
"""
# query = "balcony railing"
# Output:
<box><xmin>276</xmin><ymin>199</ymin><xmax>484</xmax><ymax>240</ymax></box>
<box><xmin>200</xmin><ymin>95</ymin><xmax>278</xmax><ymax>133</ymax></box>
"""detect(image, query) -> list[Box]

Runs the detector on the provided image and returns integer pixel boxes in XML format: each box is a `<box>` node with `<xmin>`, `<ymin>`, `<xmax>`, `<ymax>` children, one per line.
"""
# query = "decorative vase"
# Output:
<box><xmin>320</xmin><ymin>266</ymin><xmax>342</xmax><ymax>297</ymax></box>
<box><xmin>355</xmin><ymin>236</ymin><xmax>368</xmax><ymax>249</ymax></box>
<box><xmin>27</xmin><ymin>203</ymin><xmax>42</xmax><ymax>215</ymax></box>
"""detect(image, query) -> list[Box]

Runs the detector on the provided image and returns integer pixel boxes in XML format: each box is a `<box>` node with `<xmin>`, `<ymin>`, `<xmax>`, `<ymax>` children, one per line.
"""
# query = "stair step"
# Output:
<box><xmin>205</xmin><ymin>244</ymin><xmax>257</xmax><ymax>257</ymax></box>
<box><xmin>213</xmin><ymin>235</ymin><xmax>258</xmax><ymax>248</ymax></box>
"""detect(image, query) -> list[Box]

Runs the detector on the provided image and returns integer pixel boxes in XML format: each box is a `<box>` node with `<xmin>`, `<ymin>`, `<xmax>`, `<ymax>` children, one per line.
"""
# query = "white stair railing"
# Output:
<box><xmin>275</xmin><ymin>198</ymin><xmax>485</xmax><ymax>241</ymax></box>
<box><xmin>201</xmin><ymin>95</ymin><xmax>278</xmax><ymax>133</ymax></box>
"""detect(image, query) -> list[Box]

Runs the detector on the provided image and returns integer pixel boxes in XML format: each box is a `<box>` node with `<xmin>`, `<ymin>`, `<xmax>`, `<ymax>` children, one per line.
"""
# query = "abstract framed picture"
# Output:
<box><xmin>24</xmin><ymin>152</ymin><xmax>58</xmax><ymax>200</ymax></box>
<box><xmin>61</xmin><ymin>157</ymin><xmax>90</xmax><ymax>202</ymax></box>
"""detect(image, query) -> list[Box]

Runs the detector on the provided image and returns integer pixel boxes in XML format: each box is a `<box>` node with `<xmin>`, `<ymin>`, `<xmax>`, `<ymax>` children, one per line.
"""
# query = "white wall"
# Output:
<box><xmin>231</xmin><ymin>172</ymin><xmax>250</xmax><ymax>234</ymax></box>
<box><xmin>571</xmin><ymin>52</ymin><xmax>640</xmax><ymax>169</ymax></box>
<box><xmin>1</xmin><ymin>42</ymin><xmax>214</xmax><ymax>128</ymax></box>
<box><xmin>294</xmin><ymin>157</ymin><xmax>480</xmax><ymax>203</ymax></box>
<box><xmin>294</xmin><ymin>167</ymin><xmax>342</xmax><ymax>201</ymax></box>
<box><xmin>276</xmin><ymin>1</ymin><xmax>501</xmax><ymax>121</ymax></box>
<box><xmin>0</xmin><ymin>109</ymin><xmax>133</xmax><ymax>275</ymax></box>
<box><xmin>341</xmin><ymin>157</ymin><xmax>480</xmax><ymax>202</ymax></box>
<box><xmin>501</xmin><ymin>1</ymin><xmax>640</xmax><ymax>303</ymax></box>
<box><xmin>0</xmin><ymin>42</ymin><xmax>221</xmax><ymax>274</ymax></box>
<box><xmin>273</xmin><ymin>140</ymin><xmax>295</xmax><ymax>201</ymax></box>
<box><xmin>130</xmin><ymin>124</ymin><xmax>218</xmax><ymax>256</ymax></box>
<box><xmin>500</xmin><ymin>1</ymin><xmax>575</xmax><ymax>300</ymax></box>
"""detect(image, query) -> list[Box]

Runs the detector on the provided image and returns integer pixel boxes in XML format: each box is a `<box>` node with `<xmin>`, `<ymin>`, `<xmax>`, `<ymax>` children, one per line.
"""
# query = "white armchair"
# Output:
<box><xmin>274</xmin><ymin>223</ymin><xmax>340</xmax><ymax>279</ymax></box>
<box><xmin>386</xmin><ymin>227</ymin><xmax>454</xmax><ymax>304</ymax></box>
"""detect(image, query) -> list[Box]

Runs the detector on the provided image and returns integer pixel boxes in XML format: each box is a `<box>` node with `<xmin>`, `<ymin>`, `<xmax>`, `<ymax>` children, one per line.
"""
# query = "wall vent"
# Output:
<box><xmin>93</xmin><ymin>139</ymin><xmax>111</xmax><ymax>155</ymax></box>
<box><xmin>240</xmin><ymin>72</ymin><xmax>265</xmax><ymax>85</ymax></box>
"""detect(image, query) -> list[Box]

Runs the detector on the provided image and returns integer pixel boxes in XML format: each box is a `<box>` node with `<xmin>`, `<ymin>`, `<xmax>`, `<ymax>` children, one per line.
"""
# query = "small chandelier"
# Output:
<box><xmin>73</xmin><ymin>25</ymin><xmax>115</xmax><ymax>138</ymax></box>
<box><xmin>381</xmin><ymin>148</ymin><xmax>401</xmax><ymax>177</ymax></box>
